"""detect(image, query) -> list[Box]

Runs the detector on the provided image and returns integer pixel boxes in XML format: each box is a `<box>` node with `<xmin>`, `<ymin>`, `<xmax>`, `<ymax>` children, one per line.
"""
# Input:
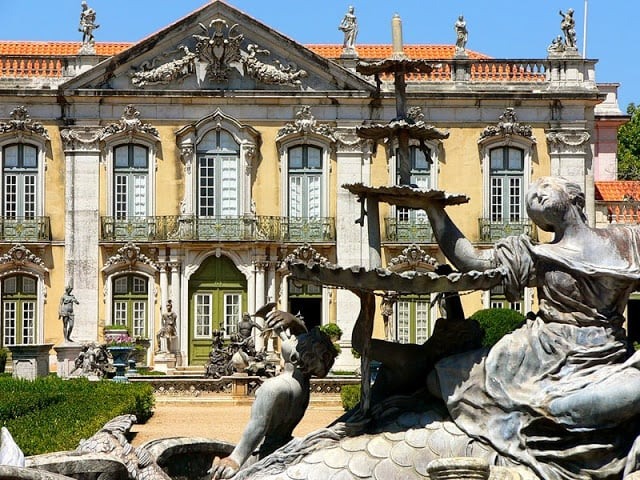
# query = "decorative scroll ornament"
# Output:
<box><xmin>193</xmin><ymin>19</ymin><xmax>243</xmax><ymax>83</ymax></box>
<box><xmin>276</xmin><ymin>106</ymin><xmax>335</xmax><ymax>140</ymax></box>
<box><xmin>479</xmin><ymin>108</ymin><xmax>535</xmax><ymax>141</ymax></box>
<box><xmin>243</xmin><ymin>44</ymin><xmax>307</xmax><ymax>86</ymax></box>
<box><xmin>545</xmin><ymin>130</ymin><xmax>591</xmax><ymax>154</ymax></box>
<box><xmin>100</xmin><ymin>105</ymin><xmax>159</xmax><ymax>139</ymax></box>
<box><xmin>388</xmin><ymin>244</ymin><xmax>438</xmax><ymax>272</ymax></box>
<box><xmin>131</xmin><ymin>18</ymin><xmax>307</xmax><ymax>88</ymax></box>
<box><xmin>0</xmin><ymin>106</ymin><xmax>49</xmax><ymax>139</ymax></box>
<box><xmin>282</xmin><ymin>244</ymin><xmax>331</xmax><ymax>270</ymax></box>
<box><xmin>103</xmin><ymin>242</ymin><xmax>158</xmax><ymax>270</ymax></box>
<box><xmin>0</xmin><ymin>244</ymin><xmax>47</xmax><ymax>270</ymax></box>
<box><xmin>60</xmin><ymin>127</ymin><xmax>101</xmax><ymax>152</ymax></box>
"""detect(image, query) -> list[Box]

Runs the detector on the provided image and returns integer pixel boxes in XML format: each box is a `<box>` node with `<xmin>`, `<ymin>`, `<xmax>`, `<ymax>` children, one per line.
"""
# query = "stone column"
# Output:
<box><xmin>159</xmin><ymin>260</ymin><xmax>168</xmax><ymax>311</ymax></box>
<box><xmin>545</xmin><ymin>125</ymin><xmax>593</xmax><ymax>223</ymax></box>
<box><xmin>254</xmin><ymin>261</ymin><xmax>266</xmax><ymax>351</ymax></box>
<box><xmin>168</xmin><ymin>258</ymin><xmax>181</xmax><ymax>361</ymax></box>
<box><xmin>60</xmin><ymin>128</ymin><xmax>102</xmax><ymax>343</ymax></box>
<box><xmin>333</xmin><ymin>129</ymin><xmax>372</xmax><ymax>371</ymax></box>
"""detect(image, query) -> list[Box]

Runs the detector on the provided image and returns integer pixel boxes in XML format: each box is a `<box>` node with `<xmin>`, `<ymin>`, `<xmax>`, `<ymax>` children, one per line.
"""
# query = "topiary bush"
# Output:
<box><xmin>340</xmin><ymin>384</ymin><xmax>361</xmax><ymax>411</ymax></box>
<box><xmin>469</xmin><ymin>308</ymin><xmax>526</xmax><ymax>348</ymax></box>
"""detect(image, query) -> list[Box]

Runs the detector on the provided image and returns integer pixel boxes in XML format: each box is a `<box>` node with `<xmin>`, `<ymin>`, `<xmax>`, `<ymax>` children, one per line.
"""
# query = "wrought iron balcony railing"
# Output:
<box><xmin>0</xmin><ymin>216</ymin><xmax>50</xmax><ymax>242</ymax></box>
<box><xmin>100</xmin><ymin>215</ymin><xmax>336</xmax><ymax>243</ymax></box>
<box><xmin>478</xmin><ymin>218</ymin><xmax>536</xmax><ymax>242</ymax></box>
<box><xmin>384</xmin><ymin>217</ymin><xmax>434</xmax><ymax>243</ymax></box>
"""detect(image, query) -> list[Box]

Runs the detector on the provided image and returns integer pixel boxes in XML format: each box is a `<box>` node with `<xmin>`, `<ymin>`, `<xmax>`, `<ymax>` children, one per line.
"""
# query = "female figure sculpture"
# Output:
<box><xmin>59</xmin><ymin>286</ymin><xmax>79</xmax><ymax>343</ymax></box>
<box><xmin>422</xmin><ymin>176</ymin><xmax>640</xmax><ymax>479</ymax></box>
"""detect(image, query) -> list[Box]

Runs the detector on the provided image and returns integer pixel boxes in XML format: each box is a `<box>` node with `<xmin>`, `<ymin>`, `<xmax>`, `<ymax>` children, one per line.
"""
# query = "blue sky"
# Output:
<box><xmin>1</xmin><ymin>1</ymin><xmax>637</xmax><ymax>110</ymax></box>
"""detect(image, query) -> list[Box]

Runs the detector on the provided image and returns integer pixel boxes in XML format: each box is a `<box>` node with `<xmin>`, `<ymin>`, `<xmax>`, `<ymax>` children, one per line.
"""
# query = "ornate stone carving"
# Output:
<box><xmin>546</xmin><ymin>130</ymin><xmax>591</xmax><ymax>153</ymax></box>
<box><xmin>479</xmin><ymin>108</ymin><xmax>535</xmax><ymax>141</ymax></box>
<box><xmin>387</xmin><ymin>244</ymin><xmax>438</xmax><ymax>272</ymax></box>
<box><xmin>276</xmin><ymin>106</ymin><xmax>335</xmax><ymax>140</ymax></box>
<box><xmin>0</xmin><ymin>106</ymin><xmax>49</xmax><ymax>140</ymax></box>
<box><xmin>103</xmin><ymin>242</ymin><xmax>158</xmax><ymax>270</ymax></box>
<box><xmin>243</xmin><ymin>44</ymin><xmax>307</xmax><ymax>86</ymax></box>
<box><xmin>193</xmin><ymin>19</ymin><xmax>243</xmax><ymax>83</ymax></box>
<box><xmin>60</xmin><ymin>127</ymin><xmax>101</xmax><ymax>151</ymax></box>
<box><xmin>0</xmin><ymin>244</ymin><xmax>47</xmax><ymax>270</ymax></box>
<box><xmin>131</xmin><ymin>19</ymin><xmax>307</xmax><ymax>88</ymax></box>
<box><xmin>283</xmin><ymin>244</ymin><xmax>331</xmax><ymax>268</ymax></box>
<box><xmin>100</xmin><ymin>105</ymin><xmax>159</xmax><ymax>139</ymax></box>
<box><xmin>131</xmin><ymin>45</ymin><xmax>197</xmax><ymax>87</ymax></box>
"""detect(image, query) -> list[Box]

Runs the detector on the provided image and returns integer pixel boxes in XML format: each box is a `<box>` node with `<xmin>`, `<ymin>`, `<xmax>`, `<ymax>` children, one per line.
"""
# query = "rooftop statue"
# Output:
<box><xmin>559</xmin><ymin>8</ymin><xmax>577</xmax><ymax>49</ymax></box>
<box><xmin>454</xmin><ymin>15</ymin><xmax>468</xmax><ymax>55</ymax></box>
<box><xmin>78</xmin><ymin>1</ymin><xmax>99</xmax><ymax>47</ymax></box>
<box><xmin>338</xmin><ymin>6</ymin><xmax>358</xmax><ymax>54</ymax></box>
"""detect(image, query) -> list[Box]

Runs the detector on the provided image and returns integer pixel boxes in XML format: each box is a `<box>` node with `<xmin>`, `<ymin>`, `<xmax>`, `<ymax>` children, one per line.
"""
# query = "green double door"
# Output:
<box><xmin>188</xmin><ymin>255</ymin><xmax>247</xmax><ymax>364</ymax></box>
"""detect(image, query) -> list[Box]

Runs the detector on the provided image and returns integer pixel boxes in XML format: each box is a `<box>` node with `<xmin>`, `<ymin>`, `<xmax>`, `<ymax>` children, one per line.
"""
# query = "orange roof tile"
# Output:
<box><xmin>595</xmin><ymin>181</ymin><xmax>640</xmax><ymax>201</ymax></box>
<box><xmin>0</xmin><ymin>41</ymin><xmax>132</xmax><ymax>56</ymax></box>
<box><xmin>306</xmin><ymin>44</ymin><xmax>490</xmax><ymax>60</ymax></box>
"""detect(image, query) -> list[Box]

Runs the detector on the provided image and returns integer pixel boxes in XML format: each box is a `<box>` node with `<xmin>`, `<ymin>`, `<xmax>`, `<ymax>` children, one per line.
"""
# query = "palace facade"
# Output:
<box><xmin>0</xmin><ymin>1</ymin><xmax>626</xmax><ymax>370</ymax></box>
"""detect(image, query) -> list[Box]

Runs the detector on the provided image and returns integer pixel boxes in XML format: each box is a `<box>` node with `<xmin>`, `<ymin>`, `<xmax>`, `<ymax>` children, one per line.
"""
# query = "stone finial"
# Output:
<box><xmin>391</xmin><ymin>14</ymin><xmax>407</xmax><ymax>59</ymax></box>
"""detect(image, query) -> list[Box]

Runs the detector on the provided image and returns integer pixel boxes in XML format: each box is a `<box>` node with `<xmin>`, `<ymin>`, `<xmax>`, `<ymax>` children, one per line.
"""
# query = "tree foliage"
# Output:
<box><xmin>618</xmin><ymin>103</ymin><xmax>640</xmax><ymax>180</ymax></box>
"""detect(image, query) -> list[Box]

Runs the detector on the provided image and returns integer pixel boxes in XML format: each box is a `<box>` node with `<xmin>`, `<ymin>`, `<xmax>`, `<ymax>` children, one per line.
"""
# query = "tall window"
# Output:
<box><xmin>397</xmin><ymin>146</ymin><xmax>431</xmax><ymax>223</ymax></box>
<box><xmin>3</xmin><ymin>144</ymin><xmax>38</xmax><ymax>219</ymax></box>
<box><xmin>288</xmin><ymin>145</ymin><xmax>322</xmax><ymax>218</ymax></box>
<box><xmin>197</xmin><ymin>130</ymin><xmax>239</xmax><ymax>217</ymax></box>
<box><xmin>395</xmin><ymin>296</ymin><xmax>432</xmax><ymax>344</ymax></box>
<box><xmin>112</xmin><ymin>274</ymin><xmax>148</xmax><ymax>338</ymax></box>
<box><xmin>113</xmin><ymin>144</ymin><xmax>148</xmax><ymax>219</ymax></box>
<box><xmin>2</xmin><ymin>275</ymin><xmax>37</xmax><ymax>346</ymax></box>
<box><xmin>193</xmin><ymin>291</ymin><xmax>242</xmax><ymax>338</ymax></box>
<box><xmin>489</xmin><ymin>147</ymin><xmax>524</xmax><ymax>223</ymax></box>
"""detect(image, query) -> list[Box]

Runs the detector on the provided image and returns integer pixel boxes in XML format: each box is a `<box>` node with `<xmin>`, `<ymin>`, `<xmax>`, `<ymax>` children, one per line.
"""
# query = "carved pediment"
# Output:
<box><xmin>479</xmin><ymin>108</ymin><xmax>536</xmax><ymax>143</ymax></box>
<box><xmin>61</xmin><ymin>1</ymin><xmax>373</xmax><ymax>93</ymax></box>
<box><xmin>0</xmin><ymin>106</ymin><xmax>49</xmax><ymax>141</ymax></box>
<box><xmin>276</xmin><ymin>106</ymin><xmax>335</xmax><ymax>143</ymax></box>
<box><xmin>0</xmin><ymin>244</ymin><xmax>48</xmax><ymax>271</ymax></box>
<box><xmin>100</xmin><ymin>105</ymin><xmax>159</xmax><ymax>141</ymax></box>
<box><xmin>387</xmin><ymin>244</ymin><xmax>439</xmax><ymax>273</ymax></box>
<box><xmin>103</xmin><ymin>243</ymin><xmax>158</xmax><ymax>272</ymax></box>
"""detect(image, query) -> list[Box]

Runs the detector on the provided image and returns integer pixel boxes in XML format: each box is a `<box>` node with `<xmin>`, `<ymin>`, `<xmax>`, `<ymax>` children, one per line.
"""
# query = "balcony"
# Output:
<box><xmin>384</xmin><ymin>218</ymin><xmax>434</xmax><ymax>243</ymax></box>
<box><xmin>100</xmin><ymin>215</ymin><xmax>336</xmax><ymax>243</ymax></box>
<box><xmin>0</xmin><ymin>217</ymin><xmax>50</xmax><ymax>242</ymax></box>
<box><xmin>478</xmin><ymin>218</ymin><xmax>536</xmax><ymax>242</ymax></box>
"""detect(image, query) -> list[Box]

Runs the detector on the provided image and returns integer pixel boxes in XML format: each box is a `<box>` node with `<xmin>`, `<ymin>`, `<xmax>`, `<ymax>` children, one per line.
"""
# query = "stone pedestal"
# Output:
<box><xmin>9</xmin><ymin>344</ymin><xmax>54</xmax><ymax>380</ymax></box>
<box><xmin>153</xmin><ymin>352</ymin><xmax>177</xmax><ymax>374</ymax></box>
<box><xmin>54</xmin><ymin>343</ymin><xmax>84</xmax><ymax>378</ymax></box>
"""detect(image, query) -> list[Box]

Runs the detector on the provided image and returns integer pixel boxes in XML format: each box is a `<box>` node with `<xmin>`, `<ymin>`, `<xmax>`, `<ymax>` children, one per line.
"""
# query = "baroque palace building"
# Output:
<box><xmin>0</xmin><ymin>1</ymin><xmax>627</xmax><ymax>370</ymax></box>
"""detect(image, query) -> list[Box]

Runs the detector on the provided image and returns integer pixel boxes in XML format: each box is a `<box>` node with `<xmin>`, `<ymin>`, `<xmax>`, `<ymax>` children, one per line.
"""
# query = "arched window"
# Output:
<box><xmin>2</xmin><ymin>274</ymin><xmax>37</xmax><ymax>345</ymax></box>
<box><xmin>112</xmin><ymin>274</ymin><xmax>148</xmax><ymax>338</ymax></box>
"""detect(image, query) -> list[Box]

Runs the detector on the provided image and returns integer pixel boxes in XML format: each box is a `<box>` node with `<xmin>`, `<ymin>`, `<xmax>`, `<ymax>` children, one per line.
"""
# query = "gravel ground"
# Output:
<box><xmin>130</xmin><ymin>400</ymin><xmax>345</xmax><ymax>446</ymax></box>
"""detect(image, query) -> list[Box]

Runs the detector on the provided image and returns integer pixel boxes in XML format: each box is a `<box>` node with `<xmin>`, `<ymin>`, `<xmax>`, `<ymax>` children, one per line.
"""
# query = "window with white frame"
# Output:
<box><xmin>489</xmin><ymin>284</ymin><xmax>522</xmax><ymax>312</ymax></box>
<box><xmin>397</xmin><ymin>146</ymin><xmax>432</xmax><ymax>223</ymax></box>
<box><xmin>489</xmin><ymin>146</ymin><xmax>525</xmax><ymax>224</ymax></box>
<box><xmin>2</xmin><ymin>274</ymin><xmax>37</xmax><ymax>346</ymax></box>
<box><xmin>288</xmin><ymin>145</ymin><xmax>323</xmax><ymax>218</ymax></box>
<box><xmin>194</xmin><ymin>293</ymin><xmax>212</xmax><ymax>338</ymax></box>
<box><xmin>3</xmin><ymin>144</ymin><xmax>38</xmax><ymax>219</ymax></box>
<box><xmin>113</xmin><ymin>144</ymin><xmax>149</xmax><ymax>219</ymax></box>
<box><xmin>223</xmin><ymin>293</ymin><xmax>241</xmax><ymax>336</ymax></box>
<box><xmin>395</xmin><ymin>296</ymin><xmax>433</xmax><ymax>344</ymax></box>
<box><xmin>197</xmin><ymin>130</ymin><xmax>240</xmax><ymax>217</ymax></box>
<box><xmin>112</xmin><ymin>274</ymin><xmax>148</xmax><ymax>337</ymax></box>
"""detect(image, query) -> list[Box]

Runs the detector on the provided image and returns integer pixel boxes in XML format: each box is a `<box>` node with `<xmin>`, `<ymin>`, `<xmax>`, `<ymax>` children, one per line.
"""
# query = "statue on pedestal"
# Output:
<box><xmin>78</xmin><ymin>1</ymin><xmax>99</xmax><ymax>46</ymax></box>
<box><xmin>156</xmin><ymin>300</ymin><xmax>177</xmax><ymax>353</ymax></box>
<box><xmin>59</xmin><ymin>286</ymin><xmax>79</xmax><ymax>343</ymax></box>
<box><xmin>338</xmin><ymin>6</ymin><xmax>358</xmax><ymax>53</ymax></box>
<box><xmin>454</xmin><ymin>15</ymin><xmax>468</xmax><ymax>55</ymax></box>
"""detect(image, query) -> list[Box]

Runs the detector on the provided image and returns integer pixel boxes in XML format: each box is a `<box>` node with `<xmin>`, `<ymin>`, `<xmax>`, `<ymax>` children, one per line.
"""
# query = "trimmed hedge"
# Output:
<box><xmin>0</xmin><ymin>376</ymin><xmax>154</xmax><ymax>455</ymax></box>
<box><xmin>469</xmin><ymin>308</ymin><xmax>526</xmax><ymax>348</ymax></box>
<box><xmin>340</xmin><ymin>384</ymin><xmax>361</xmax><ymax>411</ymax></box>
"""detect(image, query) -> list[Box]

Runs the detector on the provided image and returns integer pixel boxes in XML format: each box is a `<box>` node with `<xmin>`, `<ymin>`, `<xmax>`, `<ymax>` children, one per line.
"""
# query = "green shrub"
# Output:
<box><xmin>0</xmin><ymin>348</ymin><xmax>8</xmax><ymax>373</ymax></box>
<box><xmin>0</xmin><ymin>376</ymin><xmax>154</xmax><ymax>455</ymax></box>
<box><xmin>319</xmin><ymin>323</ymin><xmax>343</xmax><ymax>340</ymax></box>
<box><xmin>470</xmin><ymin>308</ymin><xmax>526</xmax><ymax>348</ymax></box>
<box><xmin>340</xmin><ymin>384</ymin><xmax>361</xmax><ymax>411</ymax></box>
